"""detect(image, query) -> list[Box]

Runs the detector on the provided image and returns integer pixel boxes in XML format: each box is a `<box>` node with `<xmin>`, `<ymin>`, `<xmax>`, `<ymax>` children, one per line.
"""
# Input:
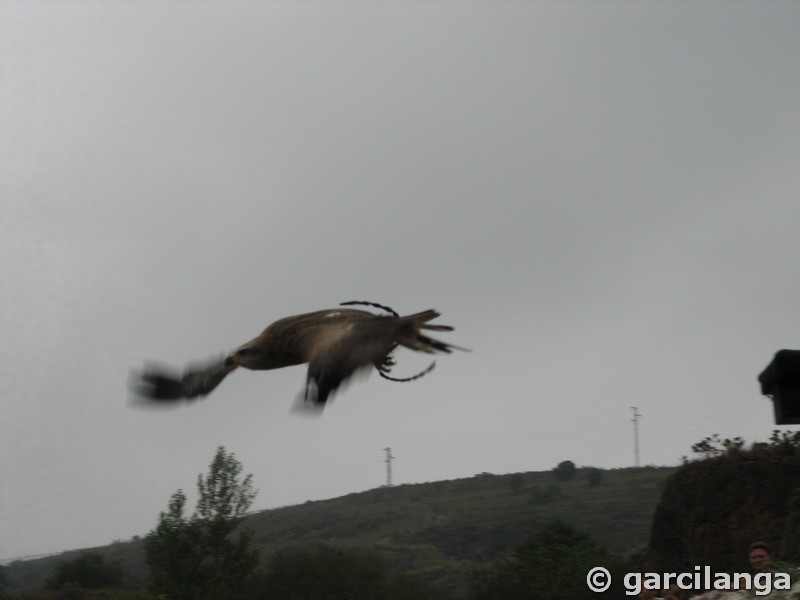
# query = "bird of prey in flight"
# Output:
<box><xmin>131</xmin><ymin>301</ymin><xmax>463</xmax><ymax>409</ymax></box>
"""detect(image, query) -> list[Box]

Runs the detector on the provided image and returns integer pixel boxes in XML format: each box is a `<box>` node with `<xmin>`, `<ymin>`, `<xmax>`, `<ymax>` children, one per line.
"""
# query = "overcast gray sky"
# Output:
<box><xmin>2</xmin><ymin>0</ymin><xmax>800</xmax><ymax>562</ymax></box>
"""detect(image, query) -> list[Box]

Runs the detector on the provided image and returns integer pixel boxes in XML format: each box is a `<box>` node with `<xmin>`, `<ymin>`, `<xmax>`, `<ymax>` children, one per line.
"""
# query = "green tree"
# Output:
<box><xmin>145</xmin><ymin>446</ymin><xmax>258</xmax><ymax>600</ymax></box>
<box><xmin>470</xmin><ymin>520</ymin><xmax>627</xmax><ymax>600</ymax></box>
<box><xmin>45</xmin><ymin>551</ymin><xmax>123</xmax><ymax>591</ymax></box>
<box><xmin>551</xmin><ymin>460</ymin><xmax>576</xmax><ymax>482</ymax></box>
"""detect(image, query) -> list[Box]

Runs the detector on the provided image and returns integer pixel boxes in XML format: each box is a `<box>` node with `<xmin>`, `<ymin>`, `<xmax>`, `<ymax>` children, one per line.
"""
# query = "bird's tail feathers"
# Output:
<box><xmin>398</xmin><ymin>310</ymin><xmax>467</xmax><ymax>354</ymax></box>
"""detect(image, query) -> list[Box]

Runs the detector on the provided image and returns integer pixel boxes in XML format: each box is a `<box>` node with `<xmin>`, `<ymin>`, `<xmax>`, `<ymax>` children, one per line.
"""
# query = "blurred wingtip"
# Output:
<box><xmin>289</xmin><ymin>391</ymin><xmax>327</xmax><ymax>417</ymax></box>
<box><xmin>127</xmin><ymin>365</ymin><xmax>192</xmax><ymax>409</ymax></box>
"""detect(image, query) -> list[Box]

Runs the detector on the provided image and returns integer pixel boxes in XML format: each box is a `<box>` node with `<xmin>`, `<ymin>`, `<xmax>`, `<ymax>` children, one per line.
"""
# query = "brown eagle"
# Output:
<box><xmin>131</xmin><ymin>301</ymin><xmax>462</xmax><ymax>409</ymax></box>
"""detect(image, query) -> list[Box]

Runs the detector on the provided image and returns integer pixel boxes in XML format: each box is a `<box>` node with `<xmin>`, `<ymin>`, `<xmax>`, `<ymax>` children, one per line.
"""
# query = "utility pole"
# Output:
<box><xmin>384</xmin><ymin>447</ymin><xmax>394</xmax><ymax>487</ymax></box>
<box><xmin>631</xmin><ymin>407</ymin><xmax>641</xmax><ymax>467</ymax></box>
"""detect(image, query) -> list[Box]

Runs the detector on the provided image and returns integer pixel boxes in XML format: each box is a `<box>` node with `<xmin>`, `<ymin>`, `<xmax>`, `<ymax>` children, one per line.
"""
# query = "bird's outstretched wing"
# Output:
<box><xmin>299</xmin><ymin>323</ymin><xmax>400</xmax><ymax>406</ymax></box>
<box><xmin>131</xmin><ymin>356</ymin><xmax>235</xmax><ymax>402</ymax></box>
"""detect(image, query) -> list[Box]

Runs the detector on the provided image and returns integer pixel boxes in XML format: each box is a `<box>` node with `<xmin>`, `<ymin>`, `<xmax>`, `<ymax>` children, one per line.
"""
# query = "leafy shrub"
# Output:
<box><xmin>46</xmin><ymin>552</ymin><xmax>123</xmax><ymax>591</ymax></box>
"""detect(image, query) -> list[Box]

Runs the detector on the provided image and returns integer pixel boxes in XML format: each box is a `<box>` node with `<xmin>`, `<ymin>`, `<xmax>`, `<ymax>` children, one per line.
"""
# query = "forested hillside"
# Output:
<box><xmin>4</xmin><ymin>465</ymin><xmax>674</xmax><ymax>597</ymax></box>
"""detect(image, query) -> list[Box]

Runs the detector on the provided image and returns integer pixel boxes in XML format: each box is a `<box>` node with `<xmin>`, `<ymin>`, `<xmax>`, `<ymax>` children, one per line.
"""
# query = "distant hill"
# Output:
<box><xmin>5</xmin><ymin>465</ymin><xmax>675</xmax><ymax>597</ymax></box>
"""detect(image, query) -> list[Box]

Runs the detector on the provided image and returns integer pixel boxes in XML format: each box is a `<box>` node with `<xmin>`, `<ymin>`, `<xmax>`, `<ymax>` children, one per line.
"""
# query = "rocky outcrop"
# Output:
<box><xmin>648</xmin><ymin>451</ymin><xmax>800</xmax><ymax>573</ymax></box>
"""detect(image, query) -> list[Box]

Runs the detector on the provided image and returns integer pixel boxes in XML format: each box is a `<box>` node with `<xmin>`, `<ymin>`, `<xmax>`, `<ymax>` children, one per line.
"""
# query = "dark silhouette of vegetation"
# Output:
<box><xmin>0</xmin><ymin>587</ymin><xmax>149</xmax><ymax>600</ymax></box>
<box><xmin>45</xmin><ymin>552</ymin><xmax>123</xmax><ymax>592</ymax></box>
<box><xmin>144</xmin><ymin>446</ymin><xmax>258</xmax><ymax>600</ymax></box>
<box><xmin>769</xmin><ymin>430</ymin><xmax>800</xmax><ymax>455</ymax></box>
<box><xmin>688</xmin><ymin>434</ymin><xmax>745</xmax><ymax>459</ymax></box>
<box><xmin>551</xmin><ymin>460</ymin><xmax>576</xmax><ymax>482</ymax></box>
<box><xmin>781</xmin><ymin>487</ymin><xmax>800</xmax><ymax>562</ymax></box>
<box><xmin>509</xmin><ymin>473</ymin><xmax>524</xmax><ymax>495</ymax></box>
<box><xmin>685</xmin><ymin>430</ymin><xmax>800</xmax><ymax>462</ymax></box>
<box><xmin>254</xmin><ymin>544</ymin><xmax>439</xmax><ymax>600</ymax></box>
<box><xmin>528</xmin><ymin>482</ymin><xmax>561</xmax><ymax>505</ymax></box>
<box><xmin>586</xmin><ymin>467</ymin><xmax>604</xmax><ymax>487</ymax></box>
<box><xmin>470</xmin><ymin>520</ymin><xmax>628</xmax><ymax>600</ymax></box>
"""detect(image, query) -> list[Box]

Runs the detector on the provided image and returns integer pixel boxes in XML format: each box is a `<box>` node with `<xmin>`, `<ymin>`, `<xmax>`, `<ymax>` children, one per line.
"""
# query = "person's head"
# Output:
<box><xmin>748</xmin><ymin>541</ymin><xmax>773</xmax><ymax>572</ymax></box>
